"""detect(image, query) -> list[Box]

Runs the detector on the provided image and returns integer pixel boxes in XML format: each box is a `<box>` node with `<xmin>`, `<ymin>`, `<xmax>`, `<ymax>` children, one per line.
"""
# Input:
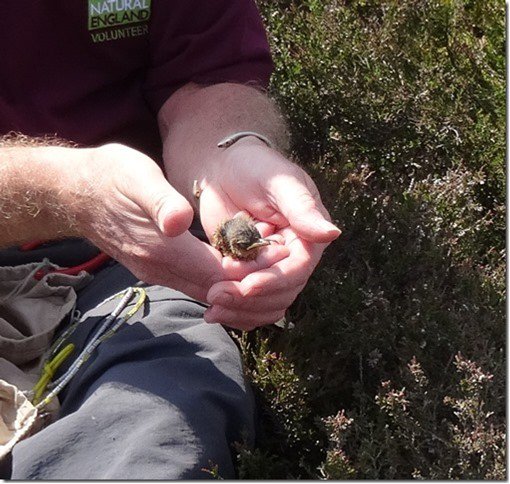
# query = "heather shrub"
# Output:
<box><xmin>232</xmin><ymin>0</ymin><xmax>505</xmax><ymax>479</ymax></box>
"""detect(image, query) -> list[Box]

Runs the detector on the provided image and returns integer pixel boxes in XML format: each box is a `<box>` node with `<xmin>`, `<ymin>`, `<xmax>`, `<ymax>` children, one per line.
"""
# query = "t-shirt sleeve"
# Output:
<box><xmin>144</xmin><ymin>0</ymin><xmax>274</xmax><ymax>114</ymax></box>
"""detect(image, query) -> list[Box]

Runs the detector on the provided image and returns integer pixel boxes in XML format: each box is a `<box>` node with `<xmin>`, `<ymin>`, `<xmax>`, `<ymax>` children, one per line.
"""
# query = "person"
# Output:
<box><xmin>0</xmin><ymin>0</ymin><xmax>340</xmax><ymax>479</ymax></box>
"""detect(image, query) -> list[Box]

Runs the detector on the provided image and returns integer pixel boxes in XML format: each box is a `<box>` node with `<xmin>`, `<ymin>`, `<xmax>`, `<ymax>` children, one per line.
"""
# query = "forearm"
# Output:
<box><xmin>0</xmin><ymin>145</ymin><xmax>86</xmax><ymax>248</ymax></box>
<box><xmin>157</xmin><ymin>82</ymin><xmax>290</xmax><ymax>209</ymax></box>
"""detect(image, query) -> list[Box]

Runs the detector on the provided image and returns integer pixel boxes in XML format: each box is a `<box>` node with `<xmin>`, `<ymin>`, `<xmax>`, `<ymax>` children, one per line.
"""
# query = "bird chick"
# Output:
<box><xmin>212</xmin><ymin>215</ymin><xmax>272</xmax><ymax>261</ymax></box>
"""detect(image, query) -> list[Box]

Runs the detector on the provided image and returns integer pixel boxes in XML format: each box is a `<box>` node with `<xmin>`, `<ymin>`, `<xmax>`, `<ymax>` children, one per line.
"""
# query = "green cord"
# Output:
<box><xmin>32</xmin><ymin>343</ymin><xmax>75</xmax><ymax>405</ymax></box>
<box><xmin>31</xmin><ymin>287</ymin><xmax>147</xmax><ymax>408</ymax></box>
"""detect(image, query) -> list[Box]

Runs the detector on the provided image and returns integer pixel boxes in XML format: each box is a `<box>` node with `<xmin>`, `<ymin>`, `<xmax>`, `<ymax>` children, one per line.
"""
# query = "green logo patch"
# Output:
<box><xmin>88</xmin><ymin>0</ymin><xmax>151</xmax><ymax>42</ymax></box>
<box><xmin>88</xmin><ymin>0</ymin><xmax>151</xmax><ymax>30</ymax></box>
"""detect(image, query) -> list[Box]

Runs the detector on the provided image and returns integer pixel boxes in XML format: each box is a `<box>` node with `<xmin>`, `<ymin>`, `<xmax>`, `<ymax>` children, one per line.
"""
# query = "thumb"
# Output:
<box><xmin>130</xmin><ymin>169</ymin><xmax>194</xmax><ymax>237</ymax></box>
<box><xmin>269</xmin><ymin>173</ymin><xmax>341</xmax><ymax>243</ymax></box>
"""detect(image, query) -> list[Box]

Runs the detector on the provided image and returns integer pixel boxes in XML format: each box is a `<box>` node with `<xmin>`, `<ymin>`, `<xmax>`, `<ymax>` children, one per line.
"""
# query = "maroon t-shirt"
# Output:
<box><xmin>0</xmin><ymin>1</ymin><xmax>273</xmax><ymax>162</ymax></box>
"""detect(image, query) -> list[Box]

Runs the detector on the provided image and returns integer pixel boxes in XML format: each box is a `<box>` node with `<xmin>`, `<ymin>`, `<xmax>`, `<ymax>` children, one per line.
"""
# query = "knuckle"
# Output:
<box><xmin>294</xmin><ymin>274</ymin><xmax>311</xmax><ymax>288</ymax></box>
<box><xmin>101</xmin><ymin>142</ymin><xmax>123</xmax><ymax>151</ymax></box>
<box><xmin>293</xmin><ymin>190</ymin><xmax>318</xmax><ymax>211</ymax></box>
<box><xmin>153</xmin><ymin>191</ymin><xmax>191</xmax><ymax>217</ymax></box>
<box><xmin>276</xmin><ymin>297</ymin><xmax>296</xmax><ymax>311</ymax></box>
<box><xmin>98</xmin><ymin>142</ymin><xmax>131</xmax><ymax>160</ymax></box>
<box><xmin>302</xmin><ymin>171</ymin><xmax>321</xmax><ymax>199</ymax></box>
<box><xmin>151</xmin><ymin>192</ymin><xmax>171</xmax><ymax>220</ymax></box>
<box><xmin>129</xmin><ymin>243</ymin><xmax>153</xmax><ymax>262</ymax></box>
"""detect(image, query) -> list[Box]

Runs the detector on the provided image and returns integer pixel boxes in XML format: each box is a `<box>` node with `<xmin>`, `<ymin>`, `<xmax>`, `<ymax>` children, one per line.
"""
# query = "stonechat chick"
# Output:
<box><xmin>212</xmin><ymin>215</ymin><xmax>272</xmax><ymax>261</ymax></box>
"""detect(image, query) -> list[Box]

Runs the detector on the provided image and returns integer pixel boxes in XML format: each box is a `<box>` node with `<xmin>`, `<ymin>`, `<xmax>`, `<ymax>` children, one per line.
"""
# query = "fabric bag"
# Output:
<box><xmin>0</xmin><ymin>262</ymin><xmax>91</xmax><ymax>458</ymax></box>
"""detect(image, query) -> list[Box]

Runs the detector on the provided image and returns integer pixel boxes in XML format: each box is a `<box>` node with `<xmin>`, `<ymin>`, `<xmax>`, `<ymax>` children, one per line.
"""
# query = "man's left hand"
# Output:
<box><xmin>198</xmin><ymin>137</ymin><xmax>341</xmax><ymax>330</ymax></box>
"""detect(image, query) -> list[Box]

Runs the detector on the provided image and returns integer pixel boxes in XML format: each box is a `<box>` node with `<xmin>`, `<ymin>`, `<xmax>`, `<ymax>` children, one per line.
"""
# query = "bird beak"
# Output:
<box><xmin>246</xmin><ymin>238</ymin><xmax>272</xmax><ymax>251</ymax></box>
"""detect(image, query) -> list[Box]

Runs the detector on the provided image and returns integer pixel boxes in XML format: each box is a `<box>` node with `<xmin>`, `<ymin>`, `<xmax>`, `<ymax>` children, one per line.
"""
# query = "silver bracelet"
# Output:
<box><xmin>217</xmin><ymin>131</ymin><xmax>274</xmax><ymax>149</ymax></box>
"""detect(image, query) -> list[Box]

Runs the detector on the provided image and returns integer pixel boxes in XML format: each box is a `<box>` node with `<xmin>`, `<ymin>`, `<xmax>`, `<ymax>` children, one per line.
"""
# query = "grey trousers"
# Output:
<box><xmin>3</xmin><ymin>242</ymin><xmax>255</xmax><ymax>479</ymax></box>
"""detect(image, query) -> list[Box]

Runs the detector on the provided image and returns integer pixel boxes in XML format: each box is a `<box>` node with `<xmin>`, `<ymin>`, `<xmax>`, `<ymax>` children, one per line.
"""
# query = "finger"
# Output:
<box><xmin>131</xmin><ymin>230</ymin><xmax>225</xmax><ymax>302</ymax></box>
<box><xmin>207</xmin><ymin>279</ymin><xmax>302</xmax><ymax>312</ymax></box>
<box><xmin>221</xmin><ymin>243</ymin><xmax>289</xmax><ymax>281</ymax></box>
<box><xmin>266</xmin><ymin>170</ymin><xmax>341</xmax><ymax>243</ymax></box>
<box><xmin>128</xmin><ymin>166</ymin><xmax>194</xmax><ymax>237</ymax></box>
<box><xmin>198</xmin><ymin>185</ymin><xmax>239</xmax><ymax>239</ymax></box>
<box><xmin>204</xmin><ymin>305</ymin><xmax>285</xmax><ymax>331</ymax></box>
<box><xmin>255</xmin><ymin>221</ymin><xmax>278</xmax><ymax>238</ymax></box>
<box><xmin>239</xmin><ymin>237</ymin><xmax>326</xmax><ymax>297</ymax></box>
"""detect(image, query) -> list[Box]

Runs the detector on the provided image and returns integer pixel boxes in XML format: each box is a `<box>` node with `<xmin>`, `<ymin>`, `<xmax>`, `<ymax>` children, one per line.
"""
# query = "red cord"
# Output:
<box><xmin>20</xmin><ymin>239</ymin><xmax>112</xmax><ymax>280</ymax></box>
<box><xmin>19</xmin><ymin>240</ymin><xmax>47</xmax><ymax>251</ymax></box>
<box><xmin>34</xmin><ymin>252</ymin><xmax>111</xmax><ymax>280</ymax></box>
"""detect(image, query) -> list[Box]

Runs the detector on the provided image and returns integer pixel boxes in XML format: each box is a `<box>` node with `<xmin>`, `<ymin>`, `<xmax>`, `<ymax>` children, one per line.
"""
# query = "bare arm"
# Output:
<box><xmin>158</xmin><ymin>82</ymin><xmax>290</xmax><ymax>210</ymax></box>
<box><xmin>0</xmin><ymin>140</ymin><xmax>234</xmax><ymax>302</ymax></box>
<box><xmin>0</xmin><ymin>144</ymin><xmax>85</xmax><ymax>248</ymax></box>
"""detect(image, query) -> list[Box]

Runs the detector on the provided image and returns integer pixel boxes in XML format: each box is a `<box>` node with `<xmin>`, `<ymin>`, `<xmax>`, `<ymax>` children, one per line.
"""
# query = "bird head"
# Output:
<box><xmin>212</xmin><ymin>216</ymin><xmax>274</xmax><ymax>261</ymax></box>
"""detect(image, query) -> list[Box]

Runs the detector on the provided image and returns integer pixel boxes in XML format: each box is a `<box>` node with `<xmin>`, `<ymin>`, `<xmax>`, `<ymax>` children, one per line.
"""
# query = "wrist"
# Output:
<box><xmin>217</xmin><ymin>131</ymin><xmax>274</xmax><ymax>150</ymax></box>
<box><xmin>202</xmin><ymin>134</ymin><xmax>272</xmax><ymax>180</ymax></box>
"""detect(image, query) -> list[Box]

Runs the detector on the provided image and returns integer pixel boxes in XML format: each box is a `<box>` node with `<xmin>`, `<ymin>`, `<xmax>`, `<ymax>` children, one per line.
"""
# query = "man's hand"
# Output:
<box><xmin>0</xmin><ymin>141</ymin><xmax>288</xmax><ymax>302</ymax></box>
<box><xmin>197</xmin><ymin>138</ymin><xmax>341</xmax><ymax>330</ymax></box>
<box><xmin>72</xmin><ymin>143</ymin><xmax>291</xmax><ymax>302</ymax></box>
<box><xmin>158</xmin><ymin>82</ymin><xmax>341</xmax><ymax>330</ymax></box>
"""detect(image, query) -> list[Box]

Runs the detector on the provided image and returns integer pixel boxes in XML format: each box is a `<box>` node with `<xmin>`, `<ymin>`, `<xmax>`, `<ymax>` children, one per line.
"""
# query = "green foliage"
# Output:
<box><xmin>362</xmin><ymin>354</ymin><xmax>506</xmax><ymax>479</ymax></box>
<box><xmin>319</xmin><ymin>410</ymin><xmax>357</xmax><ymax>479</ymax></box>
<box><xmin>235</xmin><ymin>0</ymin><xmax>505</xmax><ymax>479</ymax></box>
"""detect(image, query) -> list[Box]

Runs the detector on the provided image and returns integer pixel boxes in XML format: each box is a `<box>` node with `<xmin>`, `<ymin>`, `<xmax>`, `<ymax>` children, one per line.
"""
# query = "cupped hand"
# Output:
<box><xmin>70</xmin><ymin>143</ymin><xmax>287</xmax><ymax>301</ymax></box>
<box><xmin>197</xmin><ymin>138</ymin><xmax>341</xmax><ymax>330</ymax></box>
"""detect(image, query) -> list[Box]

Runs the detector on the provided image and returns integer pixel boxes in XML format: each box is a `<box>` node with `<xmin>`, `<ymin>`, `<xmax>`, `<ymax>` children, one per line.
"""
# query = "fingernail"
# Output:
<box><xmin>316</xmin><ymin>219</ymin><xmax>342</xmax><ymax>236</ymax></box>
<box><xmin>203</xmin><ymin>307</ymin><xmax>212</xmax><ymax>323</ymax></box>
<box><xmin>242</xmin><ymin>285</ymin><xmax>263</xmax><ymax>297</ymax></box>
<box><xmin>203</xmin><ymin>307</ymin><xmax>217</xmax><ymax>324</ymax></box>
<box><xmin>212</xmin><ymin>292</ymin><xmax>234</xmax><ymax>306</ymax></box>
